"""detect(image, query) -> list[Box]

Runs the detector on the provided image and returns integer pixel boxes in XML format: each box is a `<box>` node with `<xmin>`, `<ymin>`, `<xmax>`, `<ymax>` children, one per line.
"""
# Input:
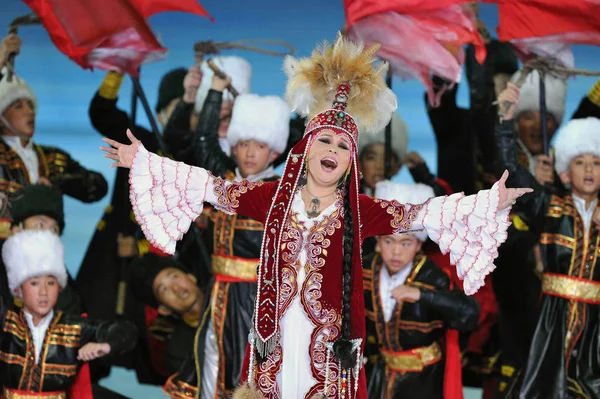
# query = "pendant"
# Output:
<box><xmin>307</xmin><ymin>198</ymin><xmax>321</xmax><ymax>218</ymax></box>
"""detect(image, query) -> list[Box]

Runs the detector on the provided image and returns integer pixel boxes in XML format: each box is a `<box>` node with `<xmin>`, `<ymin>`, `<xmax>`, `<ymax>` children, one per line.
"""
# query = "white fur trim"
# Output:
<box><xmin>227</xmin><ymin>94</ymin><xmax>291</xmax><ymax>154</ymax></box>
<box><xmin>554</xmin><ymin>117</ymin><xmax>600</xmax><ymax>175</ymax></box>
<box><xmin>2</xmin><ymin>230</ymin><xmax>66</xmax><ymax>296</ymax></box>
<box><xmin>358</xmin><ymin>113</ymin><xmax>408</xmax><ymax>161</ymax></box>
<box><xmin>375</xmin><ymin>181</ymin><xmax>434</xmax><ymax>241</ymax></box>
<box><xmin>0</xmin><ymin>68</ymin><xmax>37</xmax><ymax>115</ymax></box>
<box><xmin>194</xmin><ymin>56</ymin><xmax>252</xmax><ymax>113</ymax></box>
<box><xmin>511</xmin><ymin>69</ymin><xmax>567</xmax><ymax>125</ymax></box>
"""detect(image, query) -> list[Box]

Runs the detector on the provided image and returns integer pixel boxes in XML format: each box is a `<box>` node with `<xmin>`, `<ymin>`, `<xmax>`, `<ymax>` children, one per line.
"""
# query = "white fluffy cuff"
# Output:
<box><xmin>129</xmin><ymin>145</ymin><xmax>210</xmax><ymax>254</ymax></box>
<box><xmin>421</xmin><ymin>183</ymin><xmax>511</xmax><ymax>294</ymax></box>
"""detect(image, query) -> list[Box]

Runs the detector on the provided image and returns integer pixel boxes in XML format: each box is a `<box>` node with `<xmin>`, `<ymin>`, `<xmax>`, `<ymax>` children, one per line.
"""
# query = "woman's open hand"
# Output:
<box><xmin>100</xmin><ymin>129</ymin><xmax>141</xmax><ymax>169</ymax></box>
<box><xmin>497</xmin><ymin>170</ymin><xmax>533</xmax><ymax>209</ymax></box>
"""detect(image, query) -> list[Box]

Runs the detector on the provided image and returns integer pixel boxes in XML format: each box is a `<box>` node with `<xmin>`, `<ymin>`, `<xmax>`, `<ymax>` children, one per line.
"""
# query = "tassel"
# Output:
<box><xmin>333</xmin><ymin>339</ymin><xmax>354</xmax><ymax>370</ymax></box>
<box><xmin>255</xmin><ymin>335</ymin><xmax>277</xmax><ymax>358</ymax></box>
<box><xmin>232</xmin><ymin>384</ymin><xmax>267</xmax><ymax>399</ymax></box>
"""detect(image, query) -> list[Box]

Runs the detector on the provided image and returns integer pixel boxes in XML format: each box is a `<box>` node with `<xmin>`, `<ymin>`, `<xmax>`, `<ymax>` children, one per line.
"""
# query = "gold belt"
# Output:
<box><xmin>211</xmin><ymin>254</ymin><xmax>258</xmax><ymax>282</ymax></box>
<box><xmin>2</xmin><ymin>389</ymin><xmax>66</xmax><ymax>399</ymax></box>
<box><xmin>380</xmin><ymin>341</ymin><xmax>442</xmax><ymax>372</ymax></box>
<box><xmin>542</xmin><ymin>273</ymin><xmax>600</xmax><ymax>304</ymax></box>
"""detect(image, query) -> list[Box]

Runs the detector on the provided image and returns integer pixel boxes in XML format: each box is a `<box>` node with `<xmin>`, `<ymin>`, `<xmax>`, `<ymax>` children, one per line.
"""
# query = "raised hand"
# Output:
<box><xmin>497</xmin><ymin>170</ymin><xmax>533</xmax><ymax>209</ymax></box>
<box><xmin>497</xmin><ymin>82</ymin><xmax>520</xmax><ymax>121</ymax></box>
<box><xmin>100</xmin><ymin>129</ymin><xmax>140</xmax><ymax>169</ymax></box>
<box><xmin>183</xmin><ymin>65</ymin><xmax>202</xmax><ymax>103</ymax></box>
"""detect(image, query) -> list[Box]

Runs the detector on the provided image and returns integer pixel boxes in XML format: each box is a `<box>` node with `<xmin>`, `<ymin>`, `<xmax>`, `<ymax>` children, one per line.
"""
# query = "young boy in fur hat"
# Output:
<box><xmin>128</xmin><ymin>252</ymin><xmax>204</xmax><ymax>377</ymax></box>
<box><xmin>0</xmin><ymin>229</ymin><xmax>137</xmax><ymax>398</ymax></box>
<box><xmin>358</xmin><ymin>113</ymin><xmax>453</xmax><ymax>197</ymax></box>
<box><xmin>0</xmin><ymin>184</ymin><xmax>83</xmax><ymax>315</ymax></box>
<box><xmin>163</xmin><ymin>73</ymin><xmax>292</xmax><ymax>399</ymax></box>
<box><xmin>496</xmin><ymin>81</ymin><xmax>600</xmax><ymax>397</ymax></box>
<box><xmin>363</xmin><ymin>181</ymin><xmax>479</xmax><ymax>399</ymax></box>
<box><xmin>0</xmin><ymin>46</ymin><xmax>107</xmax><ymax>208</ymax></box>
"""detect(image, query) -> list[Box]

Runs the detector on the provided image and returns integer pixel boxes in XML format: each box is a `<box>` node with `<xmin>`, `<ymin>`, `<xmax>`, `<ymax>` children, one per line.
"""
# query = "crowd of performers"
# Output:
<box><xmin>0</xmin><ymin>13</ymin><xmax>599</xmax><ymax>399</ymax></box>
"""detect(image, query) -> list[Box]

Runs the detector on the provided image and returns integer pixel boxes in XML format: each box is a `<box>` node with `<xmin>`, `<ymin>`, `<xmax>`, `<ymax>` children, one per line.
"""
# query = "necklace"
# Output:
<box><xmin>304</xmin><ymin>186</ymin><xmax>336</xmax><ymax>218</ymax></box>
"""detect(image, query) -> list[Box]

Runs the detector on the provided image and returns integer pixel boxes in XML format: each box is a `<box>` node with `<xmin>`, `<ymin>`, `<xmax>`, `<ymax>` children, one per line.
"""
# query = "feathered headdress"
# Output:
<box><xmin>283</xmin><ymin>33</ymin><xmax>397</xmax><ymax>139</ymax></box>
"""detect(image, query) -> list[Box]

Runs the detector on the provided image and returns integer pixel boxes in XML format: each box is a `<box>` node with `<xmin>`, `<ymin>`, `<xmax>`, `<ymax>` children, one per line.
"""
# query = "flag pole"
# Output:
<box><xmin>384</xmin><ymin>69</ymin><xmax>393</xmax><ymax>180</ymax></box>
<box><xmin>130</xmin><ymin>76</ymin><xmax>167</xmax><ymax>154</ymax></box>
<box><xmin>538</xmin><ymin>72</ymin><xmax>550</xmax><ymax>156</ymax></box>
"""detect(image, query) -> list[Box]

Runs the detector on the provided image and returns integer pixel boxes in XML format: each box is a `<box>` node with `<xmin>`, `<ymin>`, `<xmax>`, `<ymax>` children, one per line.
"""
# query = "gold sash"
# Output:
<box><xmin>211</xmin><ymin>254</ymin><xmax>258</xmax><ymax>282</ymax></box>
<box><xmin>2</xmin><ymin>389</ymin><xmax>66</xmax><ymax>399</ymax></box>
<box><xmin>380</xmin><ymin>341</ymin><xmax>442</xmax><ymax>372</ymax></box>
<box><xmin>542</xmin><ymin>273</ymin><xmax>600</xmax><ymax>304</ymax></box>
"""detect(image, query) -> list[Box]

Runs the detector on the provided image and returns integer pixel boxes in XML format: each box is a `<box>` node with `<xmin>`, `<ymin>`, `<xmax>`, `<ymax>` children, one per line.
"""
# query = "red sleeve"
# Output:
<box><xmin>208</xmin><ymin>178</ymin><xmax>279</xmax><ymax>224</ymax></box>
<box><xmin>359</xmin><ymin>194</ymin><xmax>427</xmax><ymax>238</ymax></box>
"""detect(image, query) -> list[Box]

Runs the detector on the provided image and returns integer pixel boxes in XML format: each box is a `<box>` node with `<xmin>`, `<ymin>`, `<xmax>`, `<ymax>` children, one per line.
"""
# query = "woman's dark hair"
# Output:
<box><xmin>333</xmin><ymin>182</ymin><xmax>355</xmax><ymax>370</ymax></box>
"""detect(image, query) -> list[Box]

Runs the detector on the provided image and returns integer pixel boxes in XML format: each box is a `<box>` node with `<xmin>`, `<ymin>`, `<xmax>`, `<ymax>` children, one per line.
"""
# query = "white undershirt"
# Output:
<box><xmin>23</xmin><ymin>309</ymin><xmax>54</xmax><ymax>364</ymax></box>
<box><xmin>572</xmin><ymin>195</ymin><xmax>598</xmax><ymax>234</ymax></box>
<box><xmin>2</xmin><ymin>136</ymin><xmax>39</xmax><ymax>183</ymax></box>
<box><xmin>379</xmin><ymin>263</ymin><xmax>412</xmax><ymax>322</ymax></box>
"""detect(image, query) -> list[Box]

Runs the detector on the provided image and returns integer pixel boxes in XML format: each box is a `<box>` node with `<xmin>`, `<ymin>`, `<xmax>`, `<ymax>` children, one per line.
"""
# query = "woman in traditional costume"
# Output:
<box><xmin>100</xmin><ymin>34</ymin><xmax>531</xmax><ymax>399</ymax></box>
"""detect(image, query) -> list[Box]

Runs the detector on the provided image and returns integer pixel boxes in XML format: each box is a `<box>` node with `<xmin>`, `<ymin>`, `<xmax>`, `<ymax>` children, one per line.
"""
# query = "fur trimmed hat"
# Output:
<box><xmin>10</xmin><ymin>184</ymin><xmax>65</xmax><ymax>233</ymax></box>
<box><xmin>0</xmin><ymin>68</ymin><xmax>37</xmax><ymax>116</ymax></box>
<box><xmin>358</xmin><ymin>113</ymin><xmax>408</xmax><ymax>162</ymax></box>
<box><xmin>194</xmin><ymin>56</ymin><xmax>252</xmax><ymax>113</ymax></box>
<box><xmin>554</xmin><ymin>117</ymin><xmax>600</xmax><ymax>176</ymax></box>
<box><xmin>226</xmin><ymin>94</ymin><xmax>291</xmax><ymax>154</ymax></box>
<box><xmin>511</xmin><ymin>69</ymin><xmax>567</xmax><ymax>125</ymax></box>
<box><xmin>375</xmin><ymin>181</ymin><xmax>434</xmax><ymax>241</ymax></box>
<box><xmin>2</xmin><ymin>229</ymin><xmax>67</xmax><ymax>297</ymax></box>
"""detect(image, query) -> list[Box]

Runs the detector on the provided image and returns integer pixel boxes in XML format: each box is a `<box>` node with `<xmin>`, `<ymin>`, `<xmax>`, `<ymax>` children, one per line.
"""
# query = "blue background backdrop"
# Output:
<box><xmin>1</xmin><ymin>0</ymin><xmax>599</xmax><ymax>396</ymax></box>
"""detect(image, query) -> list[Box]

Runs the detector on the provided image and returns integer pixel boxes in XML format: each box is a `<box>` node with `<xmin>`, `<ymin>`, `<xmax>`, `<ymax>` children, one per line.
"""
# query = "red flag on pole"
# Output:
<box><xmin>497</xmin><ymin>0</ymin><xmax>600</xmax><ymax>66</ymax></box>
<box><xmin>22</xmin><ymin>0</ymin><xmax>213</xmax><ymax>76</ymax></box>
<box><xmin>344</xmin><ymin>0</ymin><xmax>487</xmax><ymax>105</ymax></box>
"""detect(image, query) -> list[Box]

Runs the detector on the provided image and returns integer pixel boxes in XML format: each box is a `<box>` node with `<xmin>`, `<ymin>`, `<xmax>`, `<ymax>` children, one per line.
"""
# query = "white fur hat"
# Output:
<box><xmin>358</xmin><ymin>112</ymin><xmax>408</xmax><ymax>161</ymax></box>
<box><xmin>0</xmin><ymin>67</ymin><xmax>37</xmax><ymax>116</ymax></box>
<box><xmin>194</xmin><ymin>56</ymin><xmax>252</xmax><ymax>113</ymax></box>
<box><xmin>2</xmin><ymin>229</ymin><xmax>67</xmax><ymax>297</ymax></box>
<box><xmin>375</xmin><ymin>181</ymin><xmax>434</xmax><ymax>241</ymax></box>
<box><xmin>227</xmin><ymin>94</ymin><xmax>291</xmax><ymax>154</ymax></box>
<box><xmin>554</xmin><ymin>117</ymin><xmax>600</xmax><ymax>176</ymax></box>
<box><xmin>511</xmin><ymin>69</ymin><xmax>567</xmax><ymax>125</ymax></box>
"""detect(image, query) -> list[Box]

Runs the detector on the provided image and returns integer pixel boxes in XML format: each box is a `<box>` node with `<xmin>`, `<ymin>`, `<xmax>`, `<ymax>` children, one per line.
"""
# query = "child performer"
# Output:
<box><xmin>363</xmin><ymin>181</ymin><xmax>479</xmax><ymax>399</ymax></box>
<box><xmin>0</xmin><ymin>229</ymin><xmax>137</xmax><ymax>398</ymax></box>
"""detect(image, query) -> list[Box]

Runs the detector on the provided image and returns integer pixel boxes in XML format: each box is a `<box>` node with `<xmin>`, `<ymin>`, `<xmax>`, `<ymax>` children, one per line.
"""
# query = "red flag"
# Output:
<box><xmin>497</xmin><ymin>0</ymin><xmax>600</xmax><ymax>65</ymax></box>
<box><xmin>22</xmin><ymin>0</ymin><xmax>213</xmax><ymax>76</ymax></box>
<box><xmin>344</xmin><ymin>0</ymin><xmax>487</xmax><ymax>106</ymax></box>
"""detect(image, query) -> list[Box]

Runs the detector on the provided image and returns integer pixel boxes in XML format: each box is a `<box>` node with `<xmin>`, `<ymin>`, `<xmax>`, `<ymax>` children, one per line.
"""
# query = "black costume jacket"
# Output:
<box><xmin>493</xmin><ymin>90</ymin><xmax>600</xmax><ymax>398</ymax></box>
<box><xmin>363</xmin><ymin>253</ymin><xmax>479</xmax><ymax>399</ymax></box>
<box><xmin>0</xmin><ymin>298</ymin><xmax>136</xmax><ymax>394</ymax></box>
<box><xmin>164</xmin><ymin>90</ymin><xmax>278</xmax><ymax>398</ymax></box>
<box><xmin>496</xmin><ymin>119</ymin><xmax>600</xmax><ymax>399</ymax></box>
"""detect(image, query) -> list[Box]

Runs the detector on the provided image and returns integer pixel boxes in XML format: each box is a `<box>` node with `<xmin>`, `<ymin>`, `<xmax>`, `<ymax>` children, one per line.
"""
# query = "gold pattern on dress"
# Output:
<box><xmin>542</xmin><ymin>273</ymin><xmax>600</xmax><ymax>303</ymax></box>
<box><xmin>2</xmin><ymin>389</ymin><xmax>66</xmax><ymax>399</ymax></box>
<box><xmin>540</xmin><ymin>233</ymin><xmax>576</xmax><ymax>249</ymax></box>
<box><xmin>211</xmin><ymin>254</ymin><xmax>259</xmax><ymax>281</ymax></box>
<box><xmin>380</xmin><ymin>341</ymin><xmax>442</xmax><ymax>372</ymax></box>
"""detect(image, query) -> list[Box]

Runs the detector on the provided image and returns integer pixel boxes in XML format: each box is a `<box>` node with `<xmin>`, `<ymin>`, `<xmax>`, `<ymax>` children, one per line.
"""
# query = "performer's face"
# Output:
<box><xmin>307</xmin><ymin>130</ymin><xmax>353</xmax><ymax>188</ymax></box>
<box><xmin>359</xmin><ymin>144</ymin><xmax>401</xmax><ymax>191</ymax></box>
<box><xmin>153</xmin><ymin>268</ymin><xmax>202</xmax><ymax>315</ymax></box>
<box><xmin>517</xmin><ymin>111</ymin><xmax>558</xmax><ymax>155</ymax></box>
<box><xmin>19</xmin><ymin>275</ymin><xmax>61</xmax><ymax>320</ymax></box>
<box><xmin>232</xmin><ymin>140</ymin><xmax>279</xmax><ymax>177</ymax></box>
<box><xmin>377</xmin><ymin>234</ymin><xmax>422</xmax><ymax>275</ymax></box>
<box><xmin>560</xmin><ymin>154</ymin><xmax>600</xmax><ymax>198</ymax></box>
<box><xmin>11</xmin><ymin>215</ymin><xmax>60</xmax><ymax>236</ymax></box>
<box><xmin>1</xmin><ymin>99</ymin><xmax>35</xmax><ymax>139</ymax></box>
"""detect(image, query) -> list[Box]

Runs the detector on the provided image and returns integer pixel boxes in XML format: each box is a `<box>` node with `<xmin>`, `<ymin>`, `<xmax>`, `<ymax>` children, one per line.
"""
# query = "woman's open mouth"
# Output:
<box><xmin>320</xmin><ymin>157</ymin><xmax>338</xmax><ymax>172</ymax></box>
